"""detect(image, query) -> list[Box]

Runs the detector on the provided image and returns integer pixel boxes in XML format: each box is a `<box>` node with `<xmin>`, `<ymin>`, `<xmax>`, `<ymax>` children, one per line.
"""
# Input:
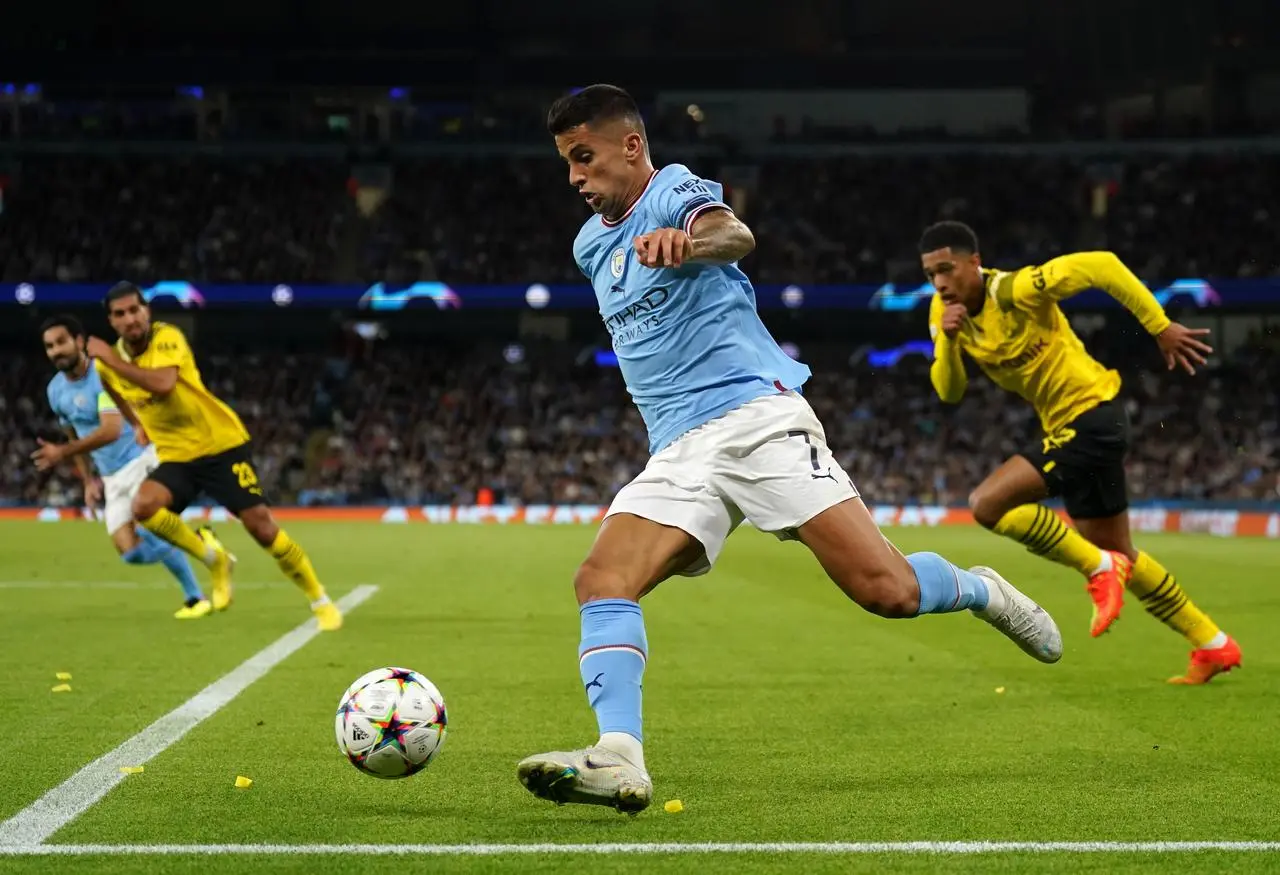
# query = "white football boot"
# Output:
<box><xmin>517</xmin><ymin>746</ymin><xmax>653</xmax><ymax>814</ymax></box>
<box><xmin>970</xmin><ymin>565</ymin><xmax>1064</xmax><ymax>664</ymax></box>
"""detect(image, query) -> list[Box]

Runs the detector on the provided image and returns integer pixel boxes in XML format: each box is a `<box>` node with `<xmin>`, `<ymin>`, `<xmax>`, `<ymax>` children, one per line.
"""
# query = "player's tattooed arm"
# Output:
<box><xmin>687</xmin><ymin>209</ymin><xmax>755</xmax><ymax>265</ymax></box>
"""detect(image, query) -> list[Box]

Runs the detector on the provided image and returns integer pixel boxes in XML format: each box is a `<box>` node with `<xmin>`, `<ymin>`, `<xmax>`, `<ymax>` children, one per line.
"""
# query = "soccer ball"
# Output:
<box><xmin>335</xmin><ymin>667</ymin><xmax>448</xmax><ymax>779</ymax></box>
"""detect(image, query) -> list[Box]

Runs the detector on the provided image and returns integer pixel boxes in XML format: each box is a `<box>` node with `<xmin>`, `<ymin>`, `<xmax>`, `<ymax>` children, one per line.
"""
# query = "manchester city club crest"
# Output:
<box><xmin>610</xmin><ymin>247</ymin><xmax>626</xmax><ymax>279</ymax></box>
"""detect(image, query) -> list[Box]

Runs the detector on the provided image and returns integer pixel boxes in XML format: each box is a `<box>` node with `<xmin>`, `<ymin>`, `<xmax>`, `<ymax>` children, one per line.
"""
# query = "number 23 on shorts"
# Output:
<box><xmin>232</xmin><ymin>460</ymin><xmax>263</xmax><ymax>495</ymax></box>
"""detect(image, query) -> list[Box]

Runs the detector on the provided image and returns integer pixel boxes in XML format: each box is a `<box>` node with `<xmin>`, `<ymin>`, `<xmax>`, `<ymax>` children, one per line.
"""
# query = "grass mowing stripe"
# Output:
<box><xmin>1</xmin><ymin>841</ymin><xmax>1280</xmax><ymax>856</ymax></box>
<box><xmin>0</xmin><ymin>585</ymin><xmax>378</xmax><ymax>848</ymax></box>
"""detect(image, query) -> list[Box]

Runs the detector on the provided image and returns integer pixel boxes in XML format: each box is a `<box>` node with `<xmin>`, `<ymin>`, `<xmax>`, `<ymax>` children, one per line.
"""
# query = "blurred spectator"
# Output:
<box><xmin>1</xmin><ymin>155</ymin><xmax>1276</xmax><ymax>287</ymax></box>
<box><xmin>4</xmin><ymin>334</ymin><xmax>1275</xmax><ymax>508</ymax></box>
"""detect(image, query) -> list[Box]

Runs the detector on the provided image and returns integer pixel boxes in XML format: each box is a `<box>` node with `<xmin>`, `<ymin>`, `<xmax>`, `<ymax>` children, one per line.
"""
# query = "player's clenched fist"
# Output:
<box><xmin>941</xmin><ymin>302</ymin><xmax>967</xmax><ymax>338</ymax></box>
<box><xmin>634</xmin><ymin>228</ymin><xmax>694</xmax><ymax>269</ymax></box>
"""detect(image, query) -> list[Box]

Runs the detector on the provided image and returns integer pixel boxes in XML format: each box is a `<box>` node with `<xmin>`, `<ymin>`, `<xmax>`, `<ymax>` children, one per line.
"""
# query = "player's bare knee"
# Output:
<box><xmin>968</xmin><ymin>489</ymin><xmax>1004</xmax><ymax>530</ymax></box>
<box><xmin>573</xmin><ymin>560</ymin><xmax>639</xmax><ymax>605</ymax></box>
<box><xmin>131</xmin><ymin>492</ymin><xmax>162</xmax><ymax>522</ymax></box>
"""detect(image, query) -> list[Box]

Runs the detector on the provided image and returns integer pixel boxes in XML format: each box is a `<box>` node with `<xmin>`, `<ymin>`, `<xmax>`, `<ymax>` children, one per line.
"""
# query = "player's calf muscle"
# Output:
<box><xmin>798</xmin><ymin>501</ymin><xmax>919</xmax><ymax>617</ymax></box>
<box><xmin>827</xmin><ymin>560</ymin><xmax>919</xmax><ymax>618</ymax></box>
<box><xmin>238</xmin><ymin>506</ymin><xmax>278</xmax><ymax>546</ymax></box>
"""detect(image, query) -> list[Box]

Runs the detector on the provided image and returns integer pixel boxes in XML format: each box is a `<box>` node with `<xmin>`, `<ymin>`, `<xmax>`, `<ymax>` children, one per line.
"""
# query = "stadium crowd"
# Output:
<box><xmin>1</xmin><ymin>153</ymin><xmax>1277</xmax><ymax>287</ymax></box>
<box><xmin>4</xmin><ymin>331</ymin><xmax>1276</xmax><ymax>510</ymax></box>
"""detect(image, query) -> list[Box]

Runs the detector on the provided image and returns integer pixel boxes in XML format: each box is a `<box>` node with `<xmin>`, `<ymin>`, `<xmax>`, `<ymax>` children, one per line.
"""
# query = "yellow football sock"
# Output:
<box><xmin>993</xmin><ymin>504</ymin><xmax>1102</xmax><ymax>576</ymax></box>
<box><xmin>269</xmin><ymin>530</ymin><xmax>325</xmax><ymax>601</ymax></box>
<box><xmin>140</xmin><ymin>509</ymin><xmax>214</xmax><ymax>566</ymax></box>
<box><xmin>1129</xmin><ymin>552</ymin><xmax>1222</xmax><ymax>647</ymax></box>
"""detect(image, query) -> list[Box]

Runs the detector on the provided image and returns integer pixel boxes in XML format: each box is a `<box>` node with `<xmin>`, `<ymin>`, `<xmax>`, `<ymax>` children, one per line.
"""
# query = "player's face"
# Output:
<box><xmin>42</xmin><ymin>327</ymin><xmax>85</xmax><ymax>372</ymax></box>
<box><xmin>921</xmin><ymin>247</ymin><xmax>984</xmax><ymax>307</ymax></box>
<box><xmin>107</xmin><ymin>293</ymin><xmax>152</xmax><ymax>344</ymax></box>
<box><xmin>554</xmin><ymin>121</ymin><xmax>646</xmax><ymax>219</ymax></box>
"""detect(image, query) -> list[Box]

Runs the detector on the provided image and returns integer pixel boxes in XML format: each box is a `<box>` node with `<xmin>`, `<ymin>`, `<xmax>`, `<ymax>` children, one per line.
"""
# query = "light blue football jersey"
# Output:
<box><xmin>573</xmin><ymin>164</ymin><xmax>811</xmax><ymax>453</ymax></box>
<box><xmin>46</xmin><ymin>361</ymin><xmax>144</xmax><ymax>476</ymax></box>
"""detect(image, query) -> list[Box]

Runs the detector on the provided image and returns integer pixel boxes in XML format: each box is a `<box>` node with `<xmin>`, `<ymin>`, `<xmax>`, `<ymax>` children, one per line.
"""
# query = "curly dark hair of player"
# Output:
<box><xmin>104</xmin><ymin>280</ymin><xmax>144</xmax><ymax>309</ymax></box>
<box><xmin>919</xmin><ymin>221</ymin><xmax>980</xmax><ymax>255</ymax></box>
<box><xmin>39</xmin><ymin>313</ymin><xmax>85</xmax><ymax>339</ymax></box>
<box><xmin>546</xmin><ymin>84</ymin><xmax>646</xmax><ymax>138</ymax></box>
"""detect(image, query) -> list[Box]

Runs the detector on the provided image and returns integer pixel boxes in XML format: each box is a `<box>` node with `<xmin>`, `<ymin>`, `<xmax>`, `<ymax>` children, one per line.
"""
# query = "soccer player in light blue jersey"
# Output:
<box><xmin>516</xmin><ymin>85</ymin><xmax>1064</xmax><ymax>813</ymax></box>
<box><xmin>34</xmin><ymin>315</ymin><xmax>209</xmax><ymax>619</ymax></box>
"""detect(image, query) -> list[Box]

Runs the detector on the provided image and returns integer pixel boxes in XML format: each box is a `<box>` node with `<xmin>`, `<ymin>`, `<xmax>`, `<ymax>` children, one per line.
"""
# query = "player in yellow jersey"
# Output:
<box><xmin>918</xmin><ymin>222</ymin><xmax>1239</xmax><ymax>684</ymax></box>
<box><xmin>89</xmin><ymin>282</ymin><xmax>343</xmax><ymax>632</ymax></box>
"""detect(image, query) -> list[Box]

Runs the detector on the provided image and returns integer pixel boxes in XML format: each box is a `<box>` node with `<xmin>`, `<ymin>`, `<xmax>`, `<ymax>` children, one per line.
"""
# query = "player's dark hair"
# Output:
<box><xmin>39</xmin><ymin>313</ymin><xmax>85</xmax><ymax>339</ymax></box>
<box><xmin>546</xmin><ymin>84</ymin><xmax>645</xmax><ymax>138</ymax></box>
<box><xmin>104</xmin><ymin>281</ymin><xmax>144</xmax><ymax>310</ymax></box>
<box><xmin>918</xmin><ymin>221</ymin><xmax>980</xmax><ymax>255</ymax></box>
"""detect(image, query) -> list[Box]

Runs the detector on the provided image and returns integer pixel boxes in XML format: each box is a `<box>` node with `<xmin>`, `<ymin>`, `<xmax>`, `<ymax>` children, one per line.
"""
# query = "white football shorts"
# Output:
<box><xmin>605</xmin><ymin>390</ymin><xmax>859</xmax><ymax>576</ymax></box>
<box><xmin>102</xmin><ymin>444</ymin><xmax>159</xmax><ymax>534</ymax></box>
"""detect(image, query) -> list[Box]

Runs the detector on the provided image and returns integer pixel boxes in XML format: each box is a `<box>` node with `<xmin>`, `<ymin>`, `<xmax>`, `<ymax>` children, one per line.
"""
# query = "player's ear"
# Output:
<box><xmin>623</xmin><ymin>131</ymin><xmax>644</xmax><ymax>162</ymax></box>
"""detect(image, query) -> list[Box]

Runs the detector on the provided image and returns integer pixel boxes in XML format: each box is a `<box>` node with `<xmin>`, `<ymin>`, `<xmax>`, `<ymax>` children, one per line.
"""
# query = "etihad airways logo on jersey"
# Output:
<box><xmin>603</xmin><ymin>287</ymin><xmax>669</xmax><ymax>346</ymax></box>
<box><xmin>991</xmin><ymin>338</ymin><xmax>1048</xmax><ymax>370</ymax></box>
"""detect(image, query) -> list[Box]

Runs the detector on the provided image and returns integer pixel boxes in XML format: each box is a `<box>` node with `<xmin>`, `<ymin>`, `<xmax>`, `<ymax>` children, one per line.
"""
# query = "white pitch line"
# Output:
<box><xmin>0</xmin><ymin>841</ymin><xmax>1279</xmax><ymax>856</ymax></box>
<box><xmin>0</xmin><ymin>585</ymin><xmax>378</xmax><ymax>848</ymax></box>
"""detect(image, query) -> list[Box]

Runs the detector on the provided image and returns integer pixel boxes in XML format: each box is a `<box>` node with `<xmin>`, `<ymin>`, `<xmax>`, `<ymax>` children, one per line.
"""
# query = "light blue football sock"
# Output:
<box><xmin>578</xmin><ymin>598</ymin><xmax>647</xmax><ymax>743</ymax></box>
<box><xmin>123</xmin><ymin>528</ymin><xmax>204</xmax><ymax>603</ymax></box>
<box><xmin>908</xmin><ymin>551</ymin><xmax>990</xmax><ymax>614</ymax></box>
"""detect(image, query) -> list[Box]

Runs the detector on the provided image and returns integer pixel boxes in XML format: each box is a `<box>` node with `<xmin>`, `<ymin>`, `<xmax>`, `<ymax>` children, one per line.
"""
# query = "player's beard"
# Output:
<box><xmin>54</xmin><ymin>353</ymin><xmax>82</xmax><ymax>373</ymax></box>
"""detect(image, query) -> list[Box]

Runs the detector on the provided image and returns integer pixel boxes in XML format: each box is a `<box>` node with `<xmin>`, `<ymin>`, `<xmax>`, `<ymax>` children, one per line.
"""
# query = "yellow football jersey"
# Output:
<box><xmin>96</xmin><ymin>322</ymin><xmax>251</xmax><ymax>463</ymax></box>
<box><xmin>928</xmin><ymin>251</ymin><xmax>1171</xmax><ymax>436</ymax></box>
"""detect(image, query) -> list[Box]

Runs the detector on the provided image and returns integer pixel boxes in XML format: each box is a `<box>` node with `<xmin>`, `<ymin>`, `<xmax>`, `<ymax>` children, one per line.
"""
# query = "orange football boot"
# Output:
<box><xmin>1169</xmin><ymin>637</ymin><xmax>1242</xmax><ymax>685</ymax></box>
<box><xmin>1086</xmin><ymin>550</ymin><xmax>1132</xmax><ymax>637</ymax></box>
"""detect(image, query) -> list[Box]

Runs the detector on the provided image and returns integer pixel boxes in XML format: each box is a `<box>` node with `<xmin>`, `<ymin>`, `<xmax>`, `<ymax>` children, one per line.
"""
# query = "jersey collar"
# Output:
<box><xmin>601</xmin><ymin>169</ymin><xmax>659</xmax><ymax>228</ymax></box>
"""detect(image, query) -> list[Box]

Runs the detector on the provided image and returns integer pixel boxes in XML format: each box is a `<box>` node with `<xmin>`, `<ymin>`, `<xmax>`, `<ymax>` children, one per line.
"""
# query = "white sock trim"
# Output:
<box><xmin>1199</xmin><ymin>631</ymin><xmax>1229</xmax><ymax>650</ymax></box>
<box><xmin>1090</xmin><ymin>552</ymin><xmax>1113</xmax><ymax>577</ymax></box>
<box><xmin>597</xmin><ymin>731</ymin><xmax>646</xmax><ymax>772</ymax></box>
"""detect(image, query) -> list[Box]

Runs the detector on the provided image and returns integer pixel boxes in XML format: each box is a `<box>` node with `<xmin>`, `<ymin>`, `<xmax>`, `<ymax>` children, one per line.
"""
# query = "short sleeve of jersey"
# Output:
<box><xmin>148</xmin><ymin>324</ymin><xmax>193</xmax><ymax>371</ymax></box>
<box><xmin>96</xmin><ymin>391</ymin><xmax>118</xmax><ymax>414</ymax></box>
<box><xmin>651</xmin><ymin>165</ymin><xmax>731</xmax><ymax>236</ymax></box>
<box><xmin>46</xmin><ymin>382</ymin><xmax>68</xmax><ymax>425</ymax></box>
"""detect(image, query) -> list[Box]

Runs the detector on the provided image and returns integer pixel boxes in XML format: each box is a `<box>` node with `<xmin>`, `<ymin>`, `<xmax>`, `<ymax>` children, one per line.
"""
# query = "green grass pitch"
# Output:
<box><xmin>0</xmin><ymin>520</ymin><xmax>1277</xmax><ymax>874</ymax></box>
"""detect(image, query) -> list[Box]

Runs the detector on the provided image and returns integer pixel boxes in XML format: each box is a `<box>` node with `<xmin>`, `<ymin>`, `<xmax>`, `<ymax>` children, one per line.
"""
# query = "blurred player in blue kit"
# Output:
<box><xmin>515</xmin><ymin>85</ymin><xmax>1065</xmax><ymax>813</ymax></box>
<box><xmin>34</xmin><ymin>314</ymin><xmax>209</xmax><ymax>618</ymax></box>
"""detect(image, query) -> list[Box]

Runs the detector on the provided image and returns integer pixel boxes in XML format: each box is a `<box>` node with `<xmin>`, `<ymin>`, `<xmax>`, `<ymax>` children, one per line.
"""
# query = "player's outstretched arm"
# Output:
<box><xmin>1014</xmin><ymin>252</ymin><xmax>1212</xmax><ymax>374</ymax></box>
<box><xmin>88</xmin><ymin>336</ymin><xmax>178</xmax><ymax>396</ymax></box>
<box><xmin>1015</xmin><ymin>252</ymin><xmax>1167</xmax><ymax>332</ymax></box>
